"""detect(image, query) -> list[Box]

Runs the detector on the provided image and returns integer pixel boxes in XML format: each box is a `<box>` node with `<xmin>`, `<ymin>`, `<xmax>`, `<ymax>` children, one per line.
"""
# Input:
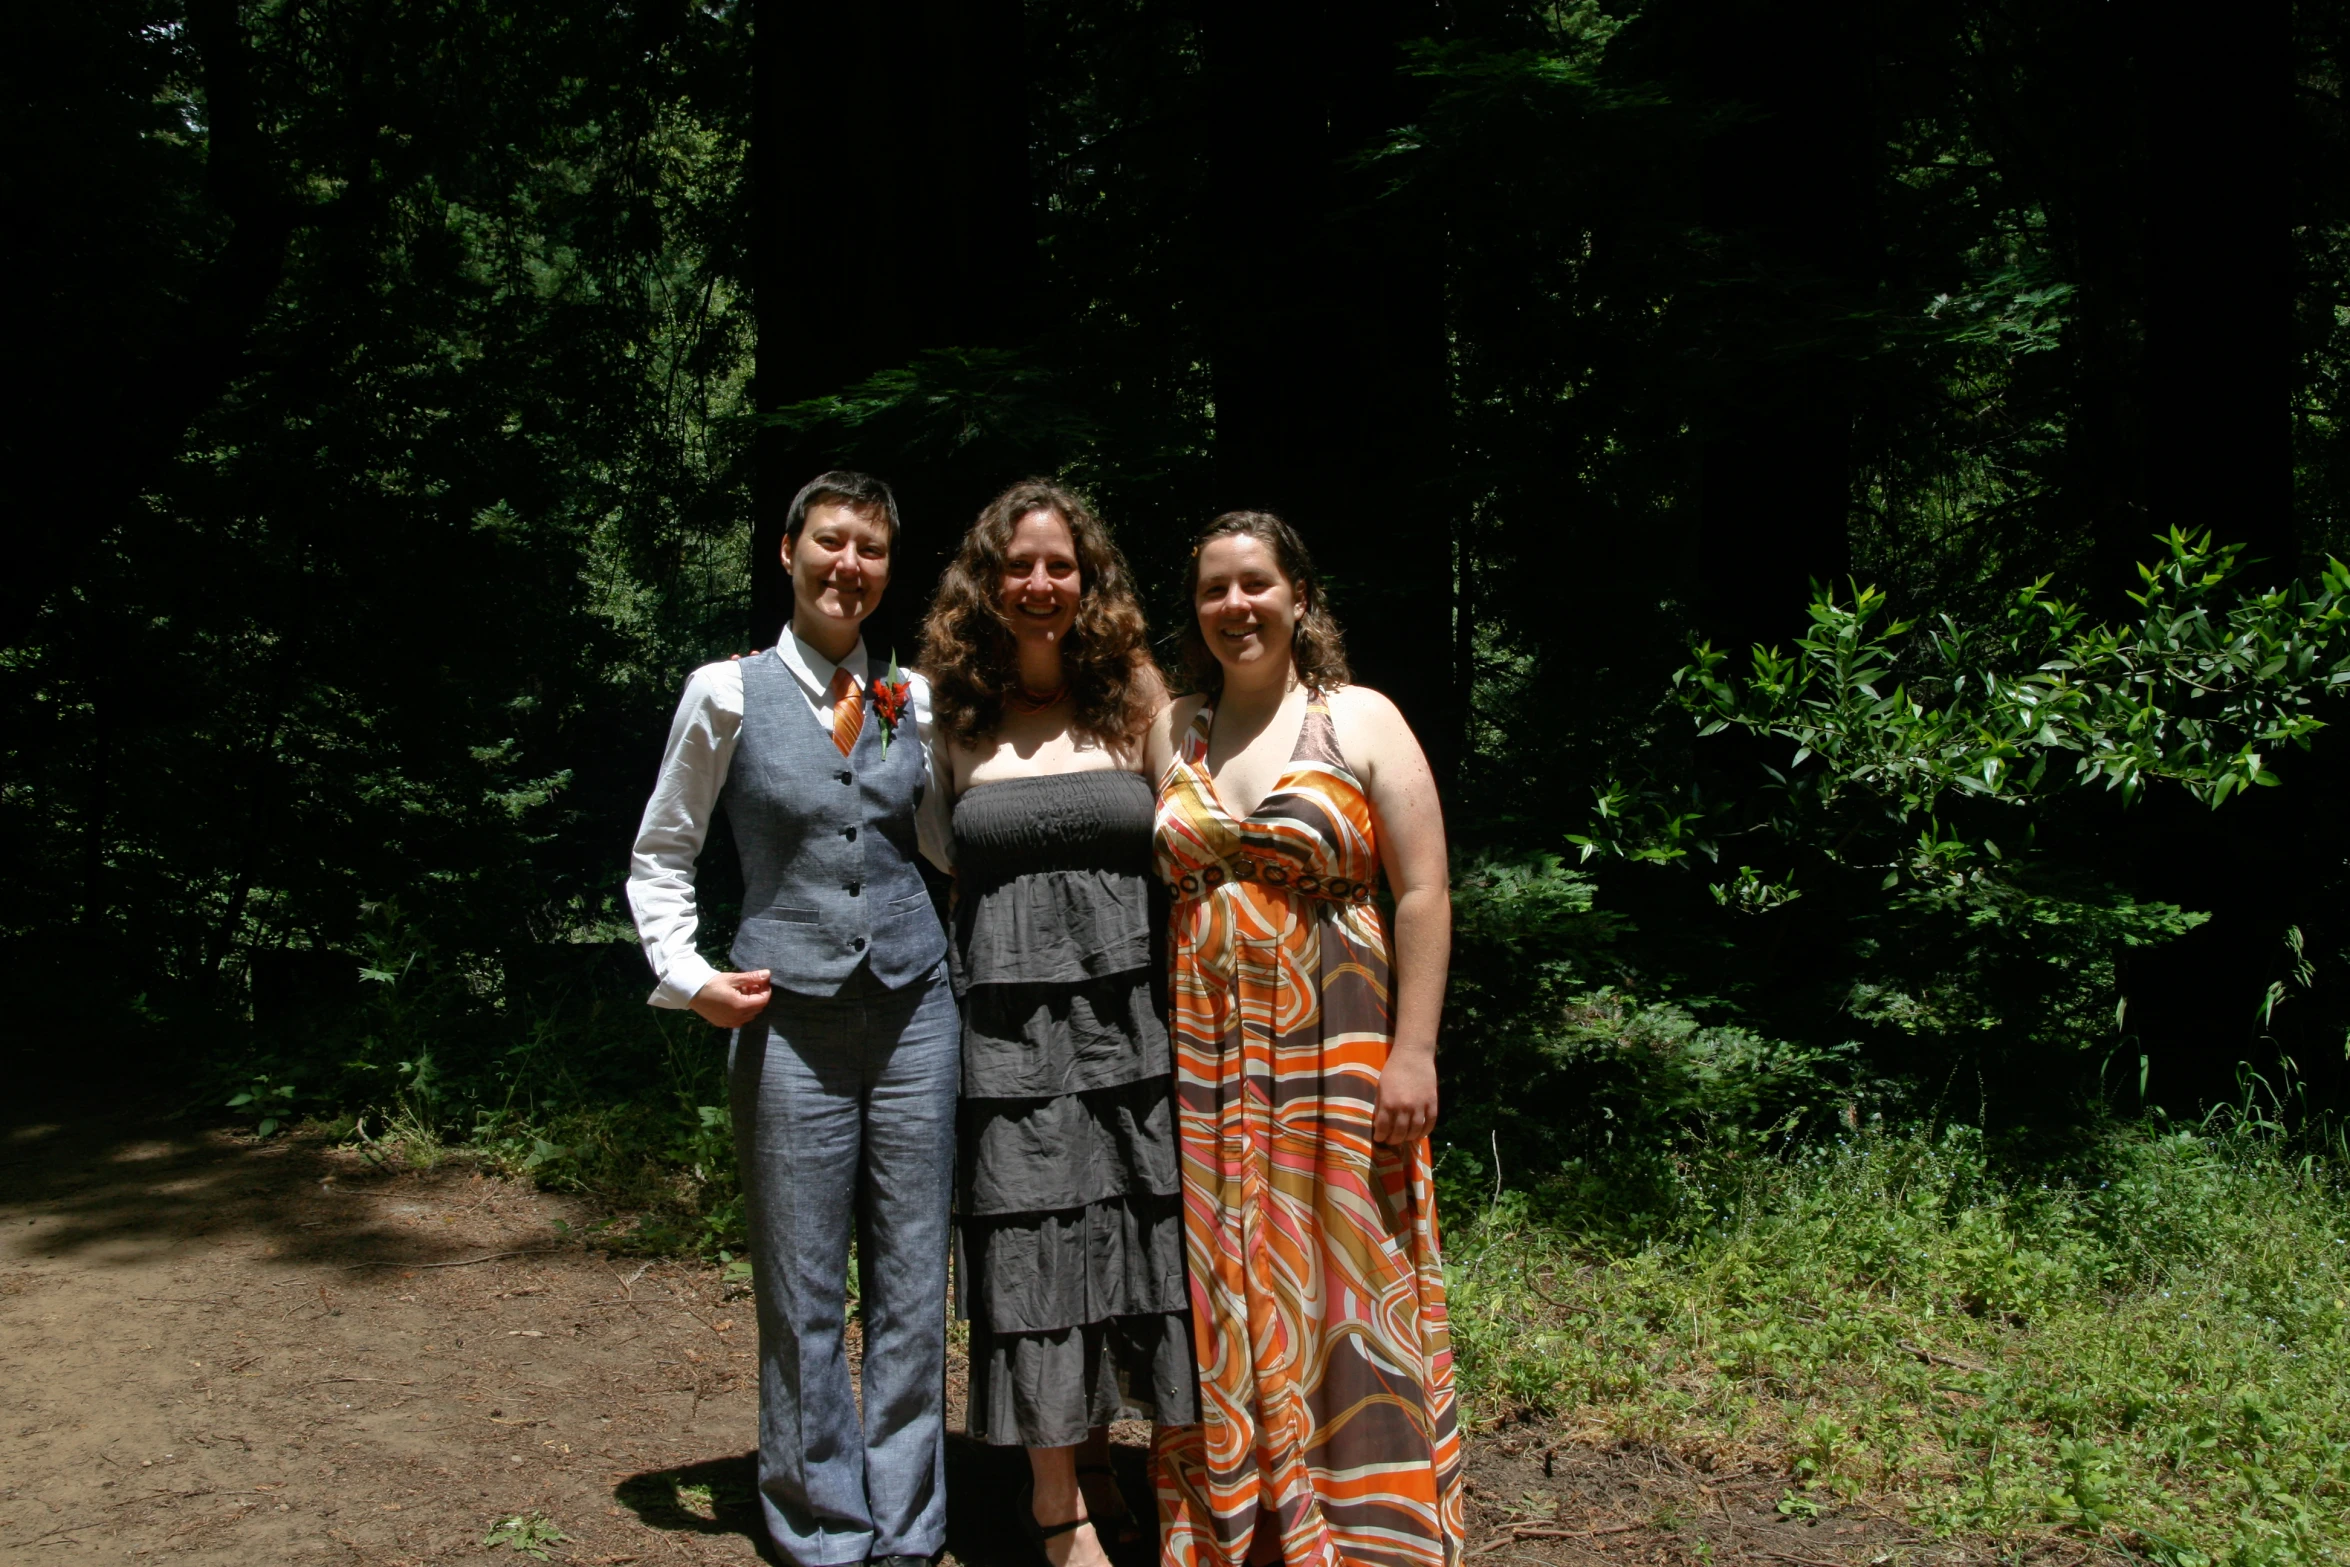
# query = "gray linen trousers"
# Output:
<box><xmin>720</xmin><ymin>653</ymin><xmax>954</xmax><ymax>1565</ymax></box>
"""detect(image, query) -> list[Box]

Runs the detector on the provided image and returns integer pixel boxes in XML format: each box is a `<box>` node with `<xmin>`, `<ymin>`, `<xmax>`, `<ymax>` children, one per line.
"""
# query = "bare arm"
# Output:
<box><xmin>1128</xmin><ymin>662</ymin><xmax>1173</xmax><ymax>775</ymax></box>
<box><xmin>1333</xmin><ymin>686</ymin><xmax>1450</xmax><ymax>1146</ymax></box>
<box><xmin>1147</xmin><ymin>691</ymin><xmax>1204</xmax><ymax>785</ymax></box>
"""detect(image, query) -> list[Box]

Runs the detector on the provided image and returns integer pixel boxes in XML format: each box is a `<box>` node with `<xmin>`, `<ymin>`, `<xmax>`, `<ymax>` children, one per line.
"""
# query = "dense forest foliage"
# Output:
<box><xmin>7</xmin><ymin>0</ymin><xmax>2350</xmax><ymax>1203</ymax></box>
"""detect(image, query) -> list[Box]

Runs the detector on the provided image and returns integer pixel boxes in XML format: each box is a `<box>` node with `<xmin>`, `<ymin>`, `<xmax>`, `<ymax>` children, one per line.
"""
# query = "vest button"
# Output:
<box><xmin>837</xmin><ymin>770</ymin><xmax>853</xmax><ymax>785</ymax></box>
<box><xmin>843</xmin><ymin>825</ymin><xmax>857</xmax><ymax>841</ymax></box>
<box><xmin>851</xmin><ymin>936</ymin><xmax>867</xmax><ymax>951</ymax></box>
<box><xmin>847</xmin><ymin>881</ymin><xmax>862</xmax><ymax>896</ymax></box>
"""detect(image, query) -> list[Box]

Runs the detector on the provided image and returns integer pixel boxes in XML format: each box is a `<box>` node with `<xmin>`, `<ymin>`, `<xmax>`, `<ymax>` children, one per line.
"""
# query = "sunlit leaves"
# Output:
<box><xmin>1582</xmin><ymin>531</ymin><xmax>2350</xmax><ymax>881</ymax></box>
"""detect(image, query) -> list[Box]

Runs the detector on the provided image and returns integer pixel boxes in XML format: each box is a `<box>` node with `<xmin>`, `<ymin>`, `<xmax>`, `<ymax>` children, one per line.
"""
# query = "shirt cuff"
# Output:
<box><xmin>651</xmin><ymin>951</ymin><xmax>720</xmax><ymax>1010</ymax></box>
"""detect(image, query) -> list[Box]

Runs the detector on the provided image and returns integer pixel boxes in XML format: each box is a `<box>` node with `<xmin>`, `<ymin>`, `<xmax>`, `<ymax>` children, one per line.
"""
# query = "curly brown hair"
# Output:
<box><xmin>1178</xmin><ymin>510</ymin><xmax>1353</xmax><ymax>697</ymax></box>
<box><xmin>919</xmin><ymin>479</ymin><xmax>1161</xmax><ymax>748</ymax></box>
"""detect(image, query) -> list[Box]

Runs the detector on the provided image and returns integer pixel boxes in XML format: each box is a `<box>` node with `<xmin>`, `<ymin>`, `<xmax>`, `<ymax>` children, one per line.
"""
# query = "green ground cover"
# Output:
<box><xmin>1443</xmin><ymin>1123</ymin><xmax>2350</xmax><ymax>1566</ymax></box>
<box><xmin>333</xmin><ymin>1065</ymin><xmax>2348</xmax><ymax>1562</ymax></box>
<box><xmin>235</xmin><ymin>906</ymin><xmax>2350</xmax><ymax>1563</ymax></box>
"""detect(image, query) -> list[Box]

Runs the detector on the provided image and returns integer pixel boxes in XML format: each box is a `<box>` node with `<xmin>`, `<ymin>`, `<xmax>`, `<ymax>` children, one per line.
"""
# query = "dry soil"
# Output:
<box><xmin>0</xmin><ymin>1108</ymin><xmax>1993</xmax><ymax>1567</ymax></box>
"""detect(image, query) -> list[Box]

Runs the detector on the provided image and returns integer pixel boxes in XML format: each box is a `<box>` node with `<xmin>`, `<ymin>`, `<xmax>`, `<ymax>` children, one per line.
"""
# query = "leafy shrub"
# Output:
<box><xmin>1555</xmin><ymin>533</ymin><xmax>2350</xmax><ymax>1129</ymax></box>
<box><xmin>1440</xmin><ymin>849</ymin><xmax>1853</xmax><ymax>1234</ymax></box>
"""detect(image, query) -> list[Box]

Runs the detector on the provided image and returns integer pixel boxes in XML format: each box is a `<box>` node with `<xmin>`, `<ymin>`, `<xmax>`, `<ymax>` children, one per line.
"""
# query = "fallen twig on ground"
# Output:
<box><xmin>1514</xmin><ymin>1522</ymin><xmax>1643</xmax><ymax>1540</ymax></box>
<box><xmin>343</xmin><ymin>1247</ymin><xmax>558</xmax><ymax>1271</ymax></box>
<box><xmin>1897</xmin><ymin>1341</ymin><xmax>1987</xmax><ymax>1374</ymax></box>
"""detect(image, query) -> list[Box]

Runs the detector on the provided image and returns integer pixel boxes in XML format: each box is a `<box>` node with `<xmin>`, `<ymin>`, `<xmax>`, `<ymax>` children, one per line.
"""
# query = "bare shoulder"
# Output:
<box><xmin>942</xmin><ymin>727</ymin><xmax>989</xmax><ymax>767</ymax></box>
<box><xmin>1325</xmin><ymin>683</ymin><xmax>1431</xmax><ymax>786</ymax></box>
<box><xmin>1324</xmin><ymin>682</ymin><xmax>1415</xmax><ymax>750</ymax></box>
<box><xmin>1323</xmin><ymin>682</ymin><xmax>1407</xmax><ymax>728</ymax></box>
<box><xmin>1140</xmin><ymin>690</ymin><xmax>1197</xmax><ymax>785</ymax></box>
<box><xmin>1168</xmin><ymin>691</ymin><xmax>1210</xmax><ymax>728</ymax></box>
<box><xmin>1132</xmin><ymin>659</ymin><xmax>1172</xmax><ymax>712</ymax></box>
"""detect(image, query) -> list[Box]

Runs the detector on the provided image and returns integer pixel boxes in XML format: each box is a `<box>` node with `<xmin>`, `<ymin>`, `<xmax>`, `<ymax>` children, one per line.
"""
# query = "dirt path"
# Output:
<box><xmin>0</xmin><ymin>1109</ymin><xmax>1967</xmax><ymax>1566</ymax></box>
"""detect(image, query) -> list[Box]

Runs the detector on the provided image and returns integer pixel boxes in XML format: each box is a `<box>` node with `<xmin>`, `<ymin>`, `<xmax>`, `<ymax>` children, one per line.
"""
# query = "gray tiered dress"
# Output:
<box><xmin>951</xmin><ymin>769</ymin><xmax>1196</xmax><ymax>1447</ymax></box>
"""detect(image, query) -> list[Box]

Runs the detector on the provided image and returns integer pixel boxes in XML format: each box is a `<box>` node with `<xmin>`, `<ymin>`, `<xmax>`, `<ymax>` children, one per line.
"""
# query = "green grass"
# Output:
<box><xmin>290</xmin><ymin>977</ymin><xmax>2347</xmax><ymax>1565</ymax></box>
<box><xmin>1443</xmin><ymin>1123</ymin><xmax>2350</xmax><ymax>1566</ymax></box>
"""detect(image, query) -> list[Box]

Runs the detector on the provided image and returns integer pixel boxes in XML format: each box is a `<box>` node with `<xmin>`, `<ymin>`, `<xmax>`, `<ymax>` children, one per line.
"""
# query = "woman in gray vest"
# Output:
<box><xmin>627</xmin><ymin>470</ymin><xmax>957</xmax><ymax>1567</ymax></box>
<box><xmin>920</xmin><ymin>479</ymin><xmax>1193</xmax><ymax>1567</ymax></box>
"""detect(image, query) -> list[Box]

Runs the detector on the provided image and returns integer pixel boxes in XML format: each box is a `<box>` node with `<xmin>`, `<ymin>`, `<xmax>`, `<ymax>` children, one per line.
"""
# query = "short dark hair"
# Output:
<box><xmin>785</xmin><ymin>470</ymin><xmax>901</xmax><ymax>544</ymax></box>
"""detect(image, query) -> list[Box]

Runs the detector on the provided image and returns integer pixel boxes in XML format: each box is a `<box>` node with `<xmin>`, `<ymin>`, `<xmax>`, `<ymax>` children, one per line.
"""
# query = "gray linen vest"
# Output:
<box><xmin>721</xmin><ymin>650</ymin><xmax>947</xmax><ymax>995</ymax></box>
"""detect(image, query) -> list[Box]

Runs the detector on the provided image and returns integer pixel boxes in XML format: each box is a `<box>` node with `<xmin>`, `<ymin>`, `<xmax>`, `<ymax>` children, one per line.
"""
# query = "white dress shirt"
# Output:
<box><xmin>626</xmin><ymin>629</ymin><xmax>953</xmax><ymax>1010</ymax></box>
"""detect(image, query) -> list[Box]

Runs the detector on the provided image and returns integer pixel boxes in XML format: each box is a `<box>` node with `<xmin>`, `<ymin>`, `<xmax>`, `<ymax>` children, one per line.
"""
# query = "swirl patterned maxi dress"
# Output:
<box><xmin>1152</xmin><ymin>698</ymin><xmax>1464</xmax><ymax>1567</ymax></box>
<box><xmin>952</xmin><ymin>770</ymin><xmax>1198</xmax><ymax>1447</ymax></box>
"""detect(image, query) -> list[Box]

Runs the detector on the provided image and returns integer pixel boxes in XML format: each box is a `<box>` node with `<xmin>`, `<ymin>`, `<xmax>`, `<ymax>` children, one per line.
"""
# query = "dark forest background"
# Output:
<box><xmin>7</xmin><ymin>0</ymin><xmax>2350</xmax><ymax>1211</ymax></box>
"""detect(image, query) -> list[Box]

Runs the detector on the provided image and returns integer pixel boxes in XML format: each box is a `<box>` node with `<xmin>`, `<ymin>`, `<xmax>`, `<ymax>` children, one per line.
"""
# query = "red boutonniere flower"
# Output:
<box><xmin>872</xmin><ymin>655</ymin><xmax>913</xmax><ymax>753</ymax></box>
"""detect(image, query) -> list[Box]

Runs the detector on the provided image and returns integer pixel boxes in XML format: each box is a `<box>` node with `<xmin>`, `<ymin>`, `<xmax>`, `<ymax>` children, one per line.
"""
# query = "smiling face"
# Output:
<box><xmin>783</xmin><ymin>500</ymin><xmax>892</xmax><ymax>632</ymax></box>
<box><xmin>1192</xmin><ymin>532</ymin><xmax>1302</xmax><ymax>676</ymax></box>
<box><xmin>999</xmin><ymin>506</ymin><xmax>1081</xmax><ymax>648</ymax></box>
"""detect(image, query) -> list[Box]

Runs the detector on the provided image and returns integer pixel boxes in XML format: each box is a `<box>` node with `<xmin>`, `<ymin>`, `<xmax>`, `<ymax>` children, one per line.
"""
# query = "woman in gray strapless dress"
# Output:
<box><xmin>953</xmin><ymin>772</ymin><xmax>1192</xmax><ymax>1436</ymax></box>
<box><xmin>920</xmin><ymin>479</ymin><xmax>1192</xmax><ymax>1567</ymax></box>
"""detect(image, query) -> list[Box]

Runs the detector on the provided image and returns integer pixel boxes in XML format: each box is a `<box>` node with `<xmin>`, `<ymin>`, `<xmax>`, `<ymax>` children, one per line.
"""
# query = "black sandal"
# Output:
<box><xmin>1018</xmin><ymin>1481</ymin><xmax>1100</xmax><ymax>1564</ymax></box>
<box><xmin>1075</xmin><ymin>1464</ymin><xmax>1143</xmax><ymax>1546</ymax></box>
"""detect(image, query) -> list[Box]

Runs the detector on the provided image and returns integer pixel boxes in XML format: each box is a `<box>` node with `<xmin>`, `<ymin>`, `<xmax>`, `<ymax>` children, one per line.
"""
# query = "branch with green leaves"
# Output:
<box><xmin>1572</xmin><ymin>531</ymin><xmax>2350</xmax><ymax>883</ymax></box>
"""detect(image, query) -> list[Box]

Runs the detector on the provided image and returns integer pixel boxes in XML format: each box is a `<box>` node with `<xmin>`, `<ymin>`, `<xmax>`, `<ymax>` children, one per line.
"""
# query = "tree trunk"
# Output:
<box><xmin>2</xmin><ymin>0</ymin><xmax>302</xmax><ymax>649</ymax></box>
<box><xmin>749</xmin><ymin>0</ymin><xmax>1035</xmax><ymax>650</ymax></box>
<box><xmin>2143</xmin><ymin>0</ymin><xmax>2295</xmax><ymax>583</ymax></box>
<box><xmin>1198</xmin><ymin>0</ymin><xmax>1455</xmax><ymax>776</ymax></box>
<box><xmin>1674</xmin><ymin>0</ymin><xmax>1871</xmax><ymax>658</ymax></box>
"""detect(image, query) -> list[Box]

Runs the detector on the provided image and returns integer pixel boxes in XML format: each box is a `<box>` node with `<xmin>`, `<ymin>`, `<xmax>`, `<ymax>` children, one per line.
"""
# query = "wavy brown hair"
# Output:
<box><xmin>920</xmin><ymin>479</ymin><xmax>1161</xmax><ymax>747</ymax></box>
<box><xmin>1179</xmin><ymin>510</ymin><xmax>1352</xmax><ymax>697</ymax></box>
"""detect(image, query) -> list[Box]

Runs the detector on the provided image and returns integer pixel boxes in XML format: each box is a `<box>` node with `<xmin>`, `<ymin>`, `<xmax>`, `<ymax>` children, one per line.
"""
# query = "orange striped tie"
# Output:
<box><xmin>829</xmin><ymin>666</ymin><xmax>864</xmax><ymax>757</ymax></box>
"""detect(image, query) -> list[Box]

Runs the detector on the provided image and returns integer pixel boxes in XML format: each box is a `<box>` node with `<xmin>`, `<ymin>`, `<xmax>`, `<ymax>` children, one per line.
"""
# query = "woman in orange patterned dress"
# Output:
<box><xmin>1143</xmin><ymin>512</ymin><xmax>1463</xmax><ymax>1567</ymax></box>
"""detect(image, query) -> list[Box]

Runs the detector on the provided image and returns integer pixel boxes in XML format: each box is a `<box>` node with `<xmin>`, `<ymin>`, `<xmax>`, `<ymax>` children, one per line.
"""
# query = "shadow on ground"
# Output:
<box><xmin>610</xmin><ymin>1437</ymin><xmax>1159</xmax><ymax>1566</ymax></box>
<box><xmin>614</xmin><ymin>1452</ymin><xmax>776</xmax><ymax>1562</ymax></box>
<box><xmin>0</xmin><ymin>1095</ymin><xmax>544</xmax><ymax>1270</ymax></box>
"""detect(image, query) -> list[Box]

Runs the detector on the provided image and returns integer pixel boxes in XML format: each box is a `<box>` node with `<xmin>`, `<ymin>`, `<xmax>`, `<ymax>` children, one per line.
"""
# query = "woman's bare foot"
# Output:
<box><xmin>1073</xmin><ymin>1428</ymin><xmax>1140</xmax><ymax>1546</ymax></box>
<box><xmin>1031</xmin><ymin>1506</ymin><xmax>1112</xmax><ymax>1567</ymax></box>
<box><xmin>1028</xmin><ymin>1447</ymin><xmax>1115</xmax><ymax>1567</ymax></box>
<box><xmin>1075</xmin><ymin>1467</ymin><xmax>1140</xmax><ymax>1546</ymax></box>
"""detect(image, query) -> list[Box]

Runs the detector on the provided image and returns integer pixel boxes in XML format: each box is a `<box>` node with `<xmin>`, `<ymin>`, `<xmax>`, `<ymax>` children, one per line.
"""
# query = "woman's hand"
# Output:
<box><xmin>1373</xmin><ymin>1042</ymin><xmax>1438</xmax><ymax>1146</ymax></box>
<box><xmin>691</xmin><ymin>970</ymin><xmax>773</xmax><ymax>1028</ymax></box>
